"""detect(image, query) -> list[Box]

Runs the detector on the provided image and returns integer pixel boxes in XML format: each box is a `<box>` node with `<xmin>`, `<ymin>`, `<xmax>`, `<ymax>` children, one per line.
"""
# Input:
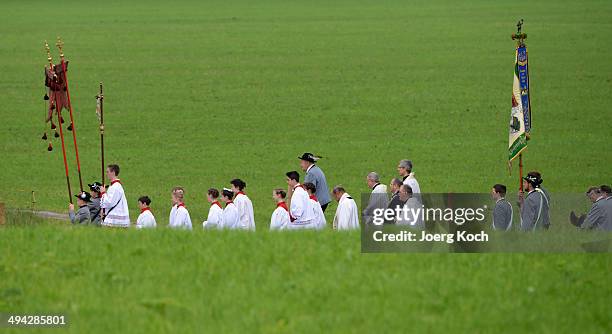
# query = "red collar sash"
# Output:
<box><xmin>277</xmin><ymin>201</ymin><xmax>289</xmax><ymax>212</ymax></box>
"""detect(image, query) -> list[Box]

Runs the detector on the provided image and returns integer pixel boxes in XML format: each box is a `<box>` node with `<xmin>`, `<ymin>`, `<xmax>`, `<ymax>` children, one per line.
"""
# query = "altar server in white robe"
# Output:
<box><xmin>304</xmin><ymin>182</ymin><xmax>326</xmax><ymax>230</ymax></box>
<box><xmin>136</xmin><ymin>195</ymin><xmax>157</xmax><ymax>229</ymax></box>
<box><xmin>230</xmin><ymin>179</ymin><xmax>256</xmax><ymax>231</ymax></box>
<box><xmin>203</xmin><ymin>188</ymin><xmax>223</xmax><ymax>229</ymax></box>
<box><xmin>168</xmin><ymin>187</ymin><xmax>193</xmax><ymax>230</ymax></box>
<box><xmin>270</xmin><ymin>189</ymin><xmax>291</xmax><ymax>230</ymax></box>
<box><xmin>285</xmin><ymin>171</ymin><xmax>317</xmax><ymax>229</ymax></box>
<box><xmin>100</xmin><ymin>164</ymin><xmax>130</xmax><ymax>228</ymax></box>
<box><xmin>220</xmin><ymin>188</ymin><xmax>240</xmax><ymax>229</ymax></box>
<box><xmin>332</xmin><ymin>185</ymin><xmax>360</xmax><ymax>230</ymax></box>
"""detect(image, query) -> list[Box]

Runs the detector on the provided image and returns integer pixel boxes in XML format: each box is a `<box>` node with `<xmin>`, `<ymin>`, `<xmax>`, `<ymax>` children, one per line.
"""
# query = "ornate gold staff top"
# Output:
<box><xmin>44</xmin><ymin>40</ymin><xmax>55</xmax><ymax>77</ymax></box>
<box><xmin>56</xmin><ymin>36</ymin><xmax>65</xmax><ymax>59</ymax></box>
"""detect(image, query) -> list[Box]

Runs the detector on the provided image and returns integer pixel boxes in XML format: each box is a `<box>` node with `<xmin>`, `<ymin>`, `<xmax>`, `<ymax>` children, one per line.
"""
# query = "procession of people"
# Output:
<box><xmin>68</xmin><ymin>153</ymin><xmax>612</xmax><ymax>233</ymax></box>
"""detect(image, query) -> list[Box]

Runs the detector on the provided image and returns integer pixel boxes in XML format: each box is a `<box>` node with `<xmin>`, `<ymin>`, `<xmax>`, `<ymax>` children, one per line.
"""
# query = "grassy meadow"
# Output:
<box><xmin>0</xmin><ymin>0</ymin><xmax>611</xmax><ymax>332</ymax></box>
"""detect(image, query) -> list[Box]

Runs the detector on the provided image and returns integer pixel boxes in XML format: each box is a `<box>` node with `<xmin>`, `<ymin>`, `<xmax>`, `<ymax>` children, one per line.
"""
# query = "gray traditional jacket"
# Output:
<box><xmin>520</xmin><ymin>189</ymin><xmax>550</xmax><ymax>231</ymax></box>
<box><xmin>583</xmin><ymin>197</ymin><xmax>611</xmax><ymax>231</ymax></box>
<box><xmin>304</xmin><ymin>164</ymin><xmax>331</xmax><ymax>206</ymax></box>
<box><xmin>70</xmin><ymin>205</ymin><xmax>91</xmax><ymax>225</ymax></box>
<box><xmin>88</xmin><ymin>197</ymin><xmax>102</xmax><ymax>226</ymax></box>
<box><xmin>493</xmin><ymin>198</ymin><xmax>513</xmax><ymax>231</ymax></box>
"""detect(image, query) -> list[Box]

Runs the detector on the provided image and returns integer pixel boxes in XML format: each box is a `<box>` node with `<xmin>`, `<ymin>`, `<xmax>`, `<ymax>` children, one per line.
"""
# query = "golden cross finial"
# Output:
<box><xmin>44</xmin><ymin>40</ymin><xmax>54</xmax><ymax>68</ymax></box>
<box><xmin>56</xmin><ymin>37</ymin><xmax>65</xmax><ymax>58</ymax></box>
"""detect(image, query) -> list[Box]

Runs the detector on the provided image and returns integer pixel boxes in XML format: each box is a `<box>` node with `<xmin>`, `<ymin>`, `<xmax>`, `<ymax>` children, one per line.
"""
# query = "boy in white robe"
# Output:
<box><xmin>285</xmin><ymin>171</ymin><xmax>317</xmax><ymax>229</ymax></box>
<box><xmin>304</xmin><ymin>182</ymin><xmax>326</xmax><ymax>230</ymax></box>
<box><xmin>168</xmin><ymin>187</ymin><xmax>192</xmax><ymax>230</ymax></box>
<box><xmin>332</xmin><ymin>185</ymin><xmax>360</xmax><ymax>230</ymax></box>
<box><xmin>203</xmin><ymin>188</ymin><xmax>223</xmax><ymax>229</ymax></box>
<box><xmin>230</xmin><ymin>179</ymin><xmax>256</xmax><ymax>231</ymax></box>
<box><xmin>100</xmin><ymin>164</ymin><xmax>130</xmax><ymax>228</ymax></box>
<box><xmin>270</xmin><ymin>189</ymin><xmax>291</xmax><ymax>230</ymax></box>
<box><xmin>136</xmin><ymin>196</ymin><xmax>157</xmax><ymax>229</ymax></box>
<box><xmin>220</xmin><ymin>188</ymin><xmax>240</xmax><ymax>229</ymax></box>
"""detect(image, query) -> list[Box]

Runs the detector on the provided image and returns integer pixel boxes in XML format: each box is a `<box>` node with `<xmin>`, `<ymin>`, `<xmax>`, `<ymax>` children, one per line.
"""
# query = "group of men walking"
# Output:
<box><xmin>68</xmin><ymin>153</ymin><xmax>360</xmax><ymax>231</ymax></box>
<box><xmin>67</xmin><ymin>155</ymin><xmax>610</xmax><ymax>233</ymax></box>
<box><xmin>490</xmin><ymin>172</ymin><xmax>611</xmax><ymax>231</ymax></box>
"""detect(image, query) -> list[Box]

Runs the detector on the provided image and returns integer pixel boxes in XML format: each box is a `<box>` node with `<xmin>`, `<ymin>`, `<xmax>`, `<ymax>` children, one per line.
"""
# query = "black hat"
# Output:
<box><xmin>298</xmin><ymin>152</ymin><xmax>321</xmax><ymax>163</ymax></box>
<box><xmin>522</xmin><ymin>173</ymin><xmax>543</xmax><ymax>187</ymax></box>
<box><xmin>75</xmin><ymin>191</ymin><xmax>92</xmax><ymax>202</ymax></box>
<box><xmin>88</xmin><ymin>182</ymin><xmax>102</xmax><ymax>192</ymax></box>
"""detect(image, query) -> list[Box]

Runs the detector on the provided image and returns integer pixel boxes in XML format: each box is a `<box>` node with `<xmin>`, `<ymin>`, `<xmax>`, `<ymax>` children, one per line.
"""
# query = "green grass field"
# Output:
<box><xmin>1</xmin><ymin>0</ymin><xmax>611</xmax><ymax>332</ymax></box>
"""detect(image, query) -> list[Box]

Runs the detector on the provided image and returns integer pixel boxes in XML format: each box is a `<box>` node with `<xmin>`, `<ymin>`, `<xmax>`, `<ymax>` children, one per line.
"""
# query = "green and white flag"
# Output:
<box><xmin>508</xmin><ymin>44</ymin><xmax>530</xmax><ymax>163</ymax></box>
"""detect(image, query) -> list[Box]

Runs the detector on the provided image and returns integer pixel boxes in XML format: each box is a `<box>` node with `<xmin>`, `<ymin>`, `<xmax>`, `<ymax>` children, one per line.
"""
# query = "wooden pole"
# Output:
<box><xmin>97</xmin><ymin>83</ymin><xmax>105</xmax><ymax>185</ymax></box>
<box><xmin>519</xmin><ymin>153</ymin><xmax>524</xmax><ymax>192</ymax></box>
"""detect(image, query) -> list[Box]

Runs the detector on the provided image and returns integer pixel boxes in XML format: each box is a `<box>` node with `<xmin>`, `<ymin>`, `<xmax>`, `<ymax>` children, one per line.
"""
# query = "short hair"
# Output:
<box><xmin>138</xmin><ymin>196</ymin><xmax>151</xmax><ymax>206</ymax></box>
<box><xmin>107</xmin><ymin>164</ymin><xmax>120</xmax><ymax>176</ymax></box>
<box><xmin>398</xmin><ymin>160</ymin><xmax>413</xmax><ymax>171</ymax></box>
<box><xmin>303</xmin><ymin>182</ymin><xmax>316</xmax><ymax>194</ymax></box>
<box><xmin>222</xmin><ymin>189</ymin><xmax>234</xmax><ymax>200</ymax></box>
<box><xmin>286</xmin><ymin>171</ymin><xmax>300</xmax><ymax>182</ymax></box>
<box><xmin>600</xmin><ymin>185</ymin><xmax>611</xmax><ymax>195</ymax></box>
<box><xmin>207</xmin><ymin>188</ymin><xmax>219</xmax><ymax>199</ymax></box>
<box><xmin>274</xmin><ymin>188</ymin><xmax>287</xmax><ymax>199</ymax></box>
<box><xmin>367</xmin><ymin>172</ymin><xmax>380</xmax><ymax>182</ymax></box>
<box><xmin>332</xmin><ymin>185</ymin><xmax>345</xmax><ymax>194</ymax></box>
<box><xmin>586</xmin><ymin>186</ymin><xmax>602</xmax><ymax>195</ymax></box>
<box><xmin>230</xmin><ymin>179</ymin><xmax>246</xmax><ymax>191</ymax></box>
<box><xmin>390</xmin><ymin>178</ymin><xmax>403</xmax><ymax>187</ymax></box>
<box><xmin>172</xmin><ymin>186</ymin><xmax>185</xmax><ymax>200</ymax></box>
<box><xmin>493</xmin><ymin>184</ymin><xmax>507</xmax><ymax>195</ymax></box>
<box><xmin>400</xmin><ymin>184</ymin><xmax>413</xmax><ymax>194</ymax></box>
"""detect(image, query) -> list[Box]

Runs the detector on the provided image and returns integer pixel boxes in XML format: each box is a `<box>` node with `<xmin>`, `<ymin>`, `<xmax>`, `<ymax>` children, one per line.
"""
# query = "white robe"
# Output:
<box><xmin>402</xmin><ymin>173</ymin><xmax>421</xmax><ymax>194</ymax></box>
<box><xmin>288</xmin><ymin>185</ymin><xmax>317</xmax><ymax>229</ymax></box>
<box><xmin>169</xmin><ymin>204</ymin><xmax>192</xmax><ymax>230</ymax></box>
<box><xmin>234</xmin><ymin>193</ymin><xmax>256</xmax><ymax>231</ymax></box>
<box><xmin>221</xmin><ymin>202</ymin><xmax>240</xmax><ymax>229</ymax></box>
<box><xmin>136</xmin><ymin>209</ymin><xmax>157</xmax><ymax>229</ymax></box>
<box><xmin>203</xmin><ymin>202</ymin><xmax>223</xmax><ymax>229</ymax></box>
<box><xmin>270</xmin><ymin>203</ymin><xmax>291</xmax><ymax>230</ymax></box>
<box><xmin>333</xmin><ymin>193</ymin><xmax>360</xmax><ymax>230</ymax></box>
<box><xmin>309</xmin><ymin>197</ymin><xmax>327</xmax><ymax>230</ymax></box>
<box><xmin>100</xmin><ymin>180</ymin><xmax>130</xmax><ymax>227</ymax></box>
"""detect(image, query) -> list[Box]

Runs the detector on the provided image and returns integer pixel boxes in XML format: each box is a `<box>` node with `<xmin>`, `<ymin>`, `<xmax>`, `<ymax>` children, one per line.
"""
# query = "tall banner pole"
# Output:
<box><xmin>56</xmin><ymin>37</ymin><xmax>84</xmax><ymax>191</ymax></box>
<box><xmin>45</xmin><ymin>41</ymin><xmax>73</xmax><ymax>204</ymax></box>
<box><xmin>508</xmin><ymin>19</ymin><xmax>530</xmax><ymax>192</ymax></box>
<box><xmin>96</xmin><ymin>83</ymin><xmax>105</xmax><ymax>185</ymax></box>
<box><xmin>519</xmin><ymin>154</ymin><xmax>524</xmax><ymax>192</ymax></box>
